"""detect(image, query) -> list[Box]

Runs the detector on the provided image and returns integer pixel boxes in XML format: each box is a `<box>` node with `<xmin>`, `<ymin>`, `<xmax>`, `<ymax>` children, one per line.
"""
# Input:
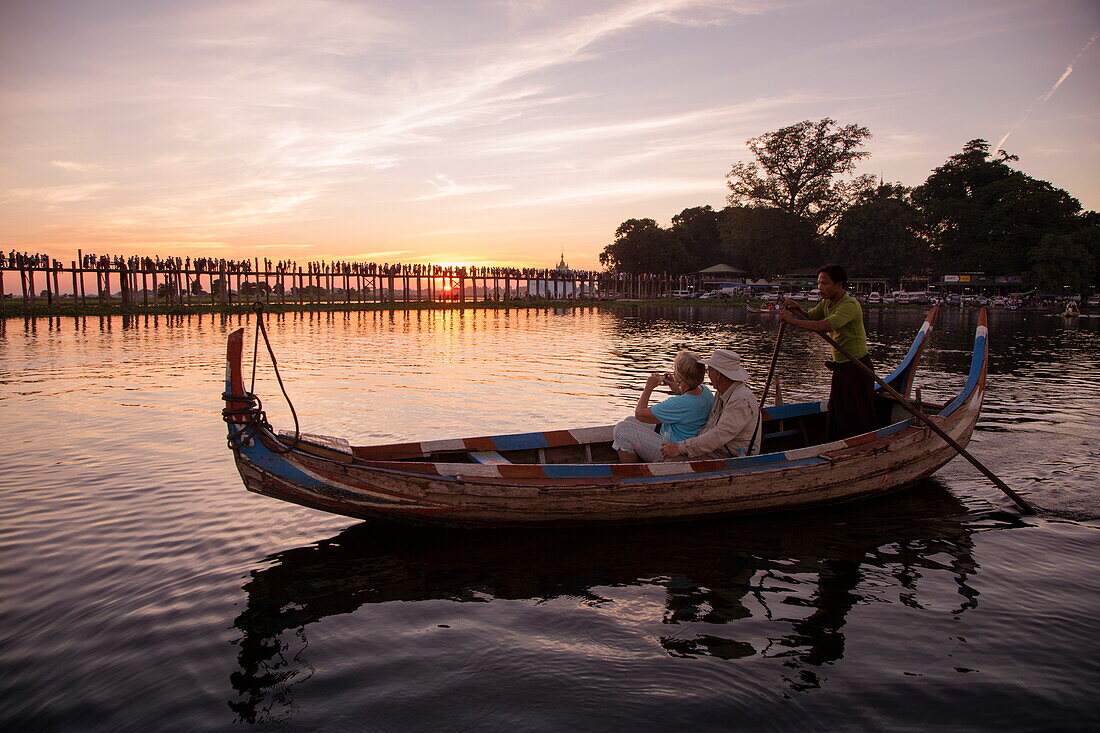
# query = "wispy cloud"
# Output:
<box><xmin>4</xmin><ymin>0</ymin><xmax>1097</xmax><ymax>264</ymax></box>
<box><xmin>349</xmin><ymin>250</ymin><xmax>417</xmax><ymax>258</ymax></box>
<box><xmin>1</xmin><ymin>183</ymin><xmax>116</xmax><ymax>205</ymax></box>
<box><xmin>484</xmin><ymin>178</ymin><xmax>718</xmax><ymax>209</ymax></box>
<box><xmin>827</xmin><ymin>4</ymin><xmax>1040</xmax><ymax>54</ymax></box>
<box><xmin>51</xmin><ymin>160</ymin><xmax>98</xmax><ymax>174</ymax></box>
<box><xmin>407</xmin><ymin>225</ymin><xmax>542</xmax><ymax>238</ymax></box>
<box><xmin>413</xmin><ymin>174</ymin><xmax>513</xmax><ymax>201</ymax></box>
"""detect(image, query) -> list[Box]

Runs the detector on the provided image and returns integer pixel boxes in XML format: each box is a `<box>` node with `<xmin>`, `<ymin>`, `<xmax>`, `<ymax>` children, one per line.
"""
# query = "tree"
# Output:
<box><xmin>726</xmin><ymin>118</ymin><xmax>875</xmax><ymax>233</ymax></box>
<box><xmin>718</xmin><ymin>206</ymin><xmax>820</xmax><ymax>279</ymax></box>
<box><xmin>828</xmin><ymin>184</ymin><xmax>930</xmax><ymax>276</ymax></box>
<box><xmin>1030</xmin><ymin>233</ymin><xmax>1096</xmax><ymax>294</ymax></box>
<box><xmin>670</xmin><ymin>205</ymin><xmax>723</xmax><ymax>270</ymax></box>
<box><xmin>238</xmin><ymin>281</ymin><xmax>270</xmax><ymax>297</ymax></box>
<box><xmin>912</xmin><ymin>139</ymin><xmax>1084</xmax><ymax>275</ymax></box>
<box><xmin>599</xmin><ymin>218</ymin><xmax>687</xmax><ymax>274</ymax></box>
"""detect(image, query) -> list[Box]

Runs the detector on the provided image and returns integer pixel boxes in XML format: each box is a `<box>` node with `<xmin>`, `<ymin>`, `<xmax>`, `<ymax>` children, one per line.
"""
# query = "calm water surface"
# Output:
<box><xmin>1</xmin><ymin>306</ymin><xmax>1098</xmax><ymax>731</ymax></box>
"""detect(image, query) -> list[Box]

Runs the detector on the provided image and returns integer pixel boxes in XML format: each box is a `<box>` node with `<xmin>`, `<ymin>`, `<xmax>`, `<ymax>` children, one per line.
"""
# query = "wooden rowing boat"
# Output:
<box><xmin>223</xmin><ymin>306</ymin><xmax>988</xmax><ymax>527</ymax></box>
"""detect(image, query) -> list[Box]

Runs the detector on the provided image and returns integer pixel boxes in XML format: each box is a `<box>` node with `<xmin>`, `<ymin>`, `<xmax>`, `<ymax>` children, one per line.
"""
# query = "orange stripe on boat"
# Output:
<box><xmin>689</xmin><ymin>459</ymin><xmax>730</xmax><ymax>473</ymax></box>
<box><xmin>543</xmin><ymin>430</ymin><xmax>578</xmax><ymax>447</ymax></box>
<box><xmin>360</xmin><ymin>460</ymin><xmax>441</xmax><ymax>475</ymax></box>
<box><xmin>498</xmin><ymin>465</ymin><xmax>549</xmax><ymax>479</ymax></box>
<box><xmin>844</xmin><ymin>432</ymin><xmax>878</xmax><ymax>447</ymax></box>
<box><xmin>354</xmin><ymin>443</ymin><xmax>425</xmax><ymax>460</ymax></box>
<box><xmin>464</xmin><ymin>436</ymin><xmax>498</xmax><ymax>451</ymax></box>
<box><xmin>610</xmin><ymin>464</ymin><xmax>652</xmax><ymax>478</ymax></box>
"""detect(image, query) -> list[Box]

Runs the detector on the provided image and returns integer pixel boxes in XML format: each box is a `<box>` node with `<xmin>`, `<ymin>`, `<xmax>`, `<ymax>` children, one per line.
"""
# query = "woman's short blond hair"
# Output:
<box><xmin>674</xmin><ymin>350</ymin><xmax>706</xmax><ymax>390</ymax></box>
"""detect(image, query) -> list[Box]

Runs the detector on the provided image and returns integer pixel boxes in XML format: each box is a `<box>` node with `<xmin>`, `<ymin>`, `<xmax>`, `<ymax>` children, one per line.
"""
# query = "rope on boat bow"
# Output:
<box><xmin>221</xmin><ymin>302</ymin><xmax>301</xmax><ymax>453</ymax></box>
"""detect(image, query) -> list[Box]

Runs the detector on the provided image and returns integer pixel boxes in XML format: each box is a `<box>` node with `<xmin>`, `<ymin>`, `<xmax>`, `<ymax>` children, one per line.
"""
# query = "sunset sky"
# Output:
<box><xmin>1</xmin><ymin>0</ymin><xmax>1097</xmax><ymax>270</ymax></box>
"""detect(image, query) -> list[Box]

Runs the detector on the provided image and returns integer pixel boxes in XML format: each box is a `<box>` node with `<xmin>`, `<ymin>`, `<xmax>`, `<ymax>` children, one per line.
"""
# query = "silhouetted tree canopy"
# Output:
<box><xmin>912</xmin><ymin>139</ymin><xmax>1085</xmax><ymax>275</ymax></box>
<box><xmin>828</xmin><ymin>184</ymin><xmax>929</xmax><ymax>277</ymax></box>
<box><xmin>670</xmin><ymin>205</ymin><xmax>723</xmax><ymax>272</ymax></box>
<box><xmin>718</xmin><ymin>206</ymin><xmax>819</xmax><ymax>279</ymax></box>
<box><xmin>599</xmin><ymin>218</ymin><xmax>687</xmax><ymax>274</ymax></box>
<box><xmin>1030</xmin><ymin>233</ymin><xmax>1096</xmax><ymax>294</ymax></box>
<box><xmin>726</xmin><ymin>118</ymin><xmax>875</xmax><ymax>233</ymax></box>
<box><xmin>599</xmin><ymin>131</ymin><xmax>1098</xmax><ymax>295</ymax></box>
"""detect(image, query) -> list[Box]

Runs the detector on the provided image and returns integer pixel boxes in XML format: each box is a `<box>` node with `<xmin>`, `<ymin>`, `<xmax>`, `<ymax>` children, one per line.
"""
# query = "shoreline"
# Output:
<box><xmin>0</xmin><ymin>298</ymin><xmax>1063</xmax><ymax>319</ymax></box>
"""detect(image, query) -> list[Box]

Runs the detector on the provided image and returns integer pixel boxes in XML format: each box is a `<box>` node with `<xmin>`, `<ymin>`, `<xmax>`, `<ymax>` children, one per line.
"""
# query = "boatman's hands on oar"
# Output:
<box><xmin>780</xmin><ymin>302</ymin><xmax>830</xmax><ymax>331</ymax></box>
<box><xmin>780</xmin><ymin>301</ymin><xmax>801</xmax><ymax>325</ymax></box>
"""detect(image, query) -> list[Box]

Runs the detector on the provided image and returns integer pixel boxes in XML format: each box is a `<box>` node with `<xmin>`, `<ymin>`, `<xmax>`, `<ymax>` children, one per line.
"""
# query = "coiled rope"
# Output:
<box><xmin>222</xmin><ymin>302</ymin><xmax>301</xmax><ymax>453</ymax></box>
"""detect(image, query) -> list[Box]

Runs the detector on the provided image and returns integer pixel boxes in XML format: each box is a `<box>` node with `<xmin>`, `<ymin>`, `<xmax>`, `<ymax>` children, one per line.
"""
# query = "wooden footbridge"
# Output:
<box><xmin>0</xmin><ymin>252</ymin><xmax>702</xmax><ymax>312</ymax></box>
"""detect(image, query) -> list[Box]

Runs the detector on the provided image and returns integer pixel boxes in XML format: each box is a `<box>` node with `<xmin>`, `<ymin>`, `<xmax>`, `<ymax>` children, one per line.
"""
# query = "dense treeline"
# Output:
<box><xmin>600</xmin><ymin>120</ymin><xmax>1100</xmax><ymax>293</ymax></box>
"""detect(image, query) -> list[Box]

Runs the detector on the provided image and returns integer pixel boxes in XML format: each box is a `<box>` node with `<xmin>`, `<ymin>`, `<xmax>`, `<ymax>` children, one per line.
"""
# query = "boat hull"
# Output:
<box><xmin>231</xmin><ymin>404</ymin><xmax>977</xmax><ymax>527</ymax></box>
<box><xmin>224</xmin><ymin>307</ymin><xmax>986</xmax><ymax>527</ymax></box>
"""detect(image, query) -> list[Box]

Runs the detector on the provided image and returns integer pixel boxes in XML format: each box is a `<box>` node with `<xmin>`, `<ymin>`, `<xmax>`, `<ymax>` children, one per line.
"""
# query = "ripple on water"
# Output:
<box><xmin>1</xmin><ymin>309</ymin><xmax>1098</xmax><ymax>731</ymax></box>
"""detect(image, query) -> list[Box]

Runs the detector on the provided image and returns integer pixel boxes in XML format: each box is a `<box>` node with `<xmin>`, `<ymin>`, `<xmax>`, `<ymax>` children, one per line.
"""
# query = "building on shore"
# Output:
<box><xmin>526</xmin><ymin>253</ymin><xmax>579</xmax><ymax>297</ymax></box>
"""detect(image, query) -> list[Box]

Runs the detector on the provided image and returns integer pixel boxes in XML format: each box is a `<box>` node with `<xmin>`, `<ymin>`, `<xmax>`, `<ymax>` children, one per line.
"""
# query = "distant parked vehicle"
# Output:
<box><xmin>867</xmin><ymin>291</ymin><xmax>882</xmax><ymax>304</ymax></box>
<box><xmin>1088</xmin><ymin>294</ymin><xmax>1100</xmax><ymax>307</ymax></box>
<box><xmin>760</xmin><ymin>292</ymin><xmax>781</xmax><ymax>302</ymax></box>
<box><xmin>807</xmin><ymin>289</ymin><xmax>822</xmax><ymax>301</ymax></box>
<box><xmin>945</xmin><ymin>294</ymin><xmax>962</xmax><ymax>306</ymax></box>
<box><xmin>669</xmin><ymin>289</ymin><xmax>694</xmax><ymax>298</ymax></box>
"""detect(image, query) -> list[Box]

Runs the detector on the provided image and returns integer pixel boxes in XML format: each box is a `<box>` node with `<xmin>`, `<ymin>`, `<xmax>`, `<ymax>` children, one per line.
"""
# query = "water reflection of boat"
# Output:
<box><xmin>228</xmin><ymin>486</ymin><xmax>997</xmax><ymax>722</ymax></box>
<box><xmin>223</xmin><ymin>306</ymin><xmax>989</xmax><ymax>527</ymax></box>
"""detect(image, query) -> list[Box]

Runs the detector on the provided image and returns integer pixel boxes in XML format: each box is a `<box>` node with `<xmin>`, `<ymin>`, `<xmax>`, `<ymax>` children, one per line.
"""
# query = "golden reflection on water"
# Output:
<box><xmin>1</xmin><ymin>306</ymin><xmax>1099</xmax><ymax>730</ymax></box>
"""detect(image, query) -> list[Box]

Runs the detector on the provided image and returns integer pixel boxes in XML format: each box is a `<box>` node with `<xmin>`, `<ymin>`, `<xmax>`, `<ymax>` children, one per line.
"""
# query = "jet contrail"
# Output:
<box><xmin>995</xmin><ymin>31</ymin><xmax>1097</xmax><ymax>154</ymax></box>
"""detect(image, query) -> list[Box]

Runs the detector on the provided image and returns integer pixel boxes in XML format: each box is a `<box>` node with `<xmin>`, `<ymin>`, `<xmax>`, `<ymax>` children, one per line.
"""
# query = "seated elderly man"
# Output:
<box><xmin>661</xmin><ymin>349</ymin><xmax>761</xmax><ymax>460</ymax></box>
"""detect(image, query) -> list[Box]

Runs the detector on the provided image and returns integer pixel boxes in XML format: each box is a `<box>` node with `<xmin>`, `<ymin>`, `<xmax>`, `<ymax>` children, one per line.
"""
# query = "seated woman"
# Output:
<box><xmin>612</xmin><ymin>350</ymin><xmax>714</xmax><ymax>463</ymax></box>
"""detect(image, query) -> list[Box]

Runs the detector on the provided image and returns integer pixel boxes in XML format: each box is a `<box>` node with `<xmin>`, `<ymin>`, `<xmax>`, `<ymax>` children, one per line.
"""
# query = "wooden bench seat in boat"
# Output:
<box><xmin>468</xmin><ymin>450</ymin><xmax>512</xmax><ymax>465</ymax></box>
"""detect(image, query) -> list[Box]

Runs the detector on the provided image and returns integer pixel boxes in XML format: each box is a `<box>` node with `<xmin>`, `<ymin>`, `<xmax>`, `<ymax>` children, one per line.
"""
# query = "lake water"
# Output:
<box><xmin>1</xmin><ymin>306</ymin><xmax>1098</xmax><ymax>731</ymax></box>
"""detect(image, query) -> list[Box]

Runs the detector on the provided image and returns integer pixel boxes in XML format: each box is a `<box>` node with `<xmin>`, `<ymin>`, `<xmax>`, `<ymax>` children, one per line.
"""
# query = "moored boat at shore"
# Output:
<box><xmin>222</xmin><ymin>307</ymin><xmax>990</xmax><ymax>527</ymax></box>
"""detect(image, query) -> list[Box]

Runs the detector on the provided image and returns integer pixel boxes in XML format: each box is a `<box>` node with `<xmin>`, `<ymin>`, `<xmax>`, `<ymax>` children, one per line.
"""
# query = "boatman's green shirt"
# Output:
<box><xmin>803</xmin><ymin>293</ymin><xmax>868</xmax><ymax>363</ymax></box>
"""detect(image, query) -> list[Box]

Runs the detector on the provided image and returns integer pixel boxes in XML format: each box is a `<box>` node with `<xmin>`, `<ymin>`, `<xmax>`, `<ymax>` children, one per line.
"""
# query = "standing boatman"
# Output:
<box><xmin>781</xmin><ymin>265</ymin><xmax>878</xmax><ymax>440</ymax></box>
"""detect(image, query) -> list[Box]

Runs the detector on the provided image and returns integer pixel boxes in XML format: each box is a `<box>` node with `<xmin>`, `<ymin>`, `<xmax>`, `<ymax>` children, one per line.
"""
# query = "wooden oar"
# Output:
<box><xmin>759</xmin><ymin>320</ymin><xmax>787</xmax><ymax>409</ymax></box>
<box><xmin>746</xmin><ymin>321</ymin><xmax>787</xmax><ymax>455</ymax></box>
<box><xmin>786</xmin><ymin>305</ymin><xmax>1036</xmax><ymax>515</ymax></box>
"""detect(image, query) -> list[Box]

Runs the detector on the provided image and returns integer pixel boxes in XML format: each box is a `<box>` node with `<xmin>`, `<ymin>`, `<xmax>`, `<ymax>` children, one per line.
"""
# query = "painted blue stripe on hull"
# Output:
<box><xmin>732</xmin><ymin>451</ymin><xmax>795</xmax><ymax>467</ymax></box>
<box><xmin>875</xmin><ymin>419</ymin><xmax>913</xmax><ymax>438</ymax></box>
<box><xmin>621</xmin><ymin>456</ymin><xmax>829</xmax><ymax>484</ymax></box>
<box><xmin>238</xmin><ymin>437</ymin><xmax>331</xmax><ymax>489</ymax></box>
<box><xmin>492</xmin><ymin>432</ymin><xmax>551</xmax><ymax>451</ymax></box>
<box><xmin>541</xmin><ymin>464</ymin><xmax>614</xmax><ymax>478</ymax></box>
<box><xmin>765</xmin><ymin>401</ymin><xmax>824</xmax><ymax>420</ymax></box>
<box><xmin>942</xmin><ymin>334</ymin><xmax>986</xmax><ymax>417</ymax></box>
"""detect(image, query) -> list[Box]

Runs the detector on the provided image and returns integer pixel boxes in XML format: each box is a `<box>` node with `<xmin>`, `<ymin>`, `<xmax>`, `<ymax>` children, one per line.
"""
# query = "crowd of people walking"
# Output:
<box><xmin>2</xmin><ymin>250</ymin><xmax>600</xmax><ymax>281</ymax></box>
